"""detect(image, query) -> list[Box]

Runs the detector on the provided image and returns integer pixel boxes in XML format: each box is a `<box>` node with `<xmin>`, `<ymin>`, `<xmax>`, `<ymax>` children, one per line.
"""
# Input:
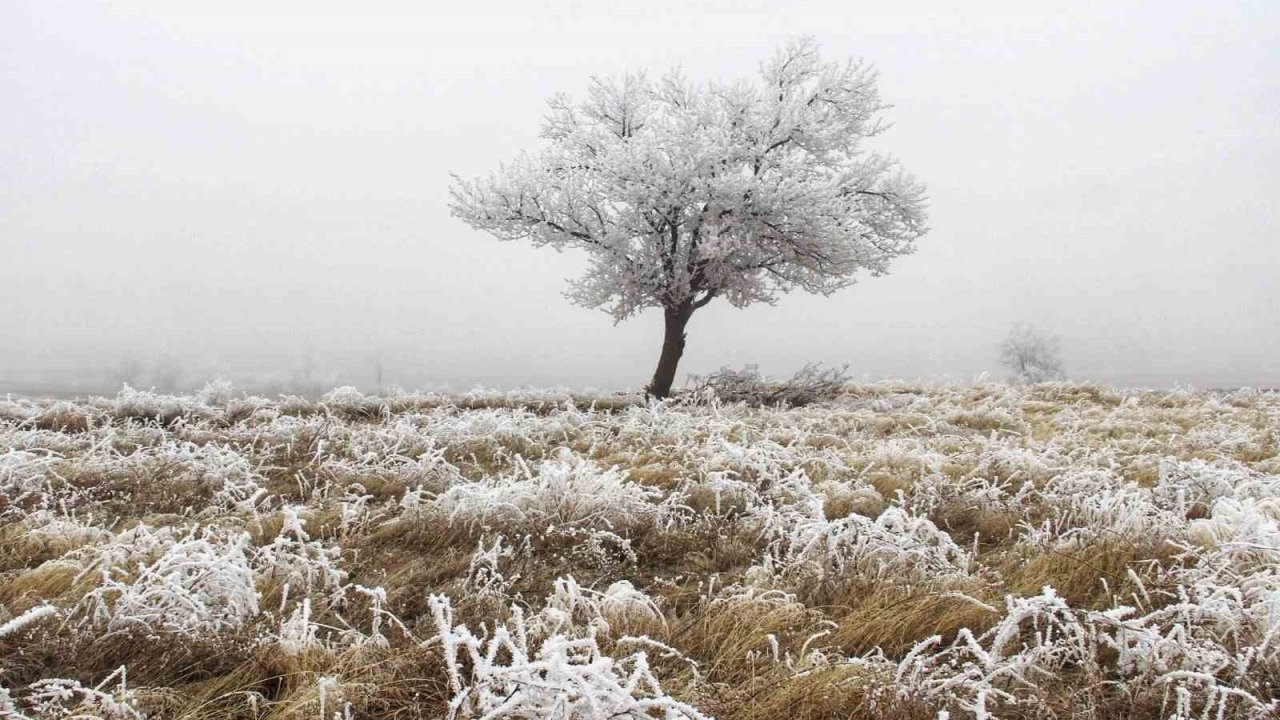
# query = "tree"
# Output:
<box><xmin>450</xmin><ymin>38</ymin><xmax>928</xmax><ymax>397</ymax></box>
<box><xmin>998</xmin><ymin>323</ymin><xmax>1066</xmax><ymax>384</ymax></box>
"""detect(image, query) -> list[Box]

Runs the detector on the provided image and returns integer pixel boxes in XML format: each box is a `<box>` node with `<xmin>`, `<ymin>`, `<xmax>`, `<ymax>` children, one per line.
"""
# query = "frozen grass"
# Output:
<box><xmin>0</xmin><ymin>382</ymin><xmax>1278</xmax><ymax>718</ymax></box>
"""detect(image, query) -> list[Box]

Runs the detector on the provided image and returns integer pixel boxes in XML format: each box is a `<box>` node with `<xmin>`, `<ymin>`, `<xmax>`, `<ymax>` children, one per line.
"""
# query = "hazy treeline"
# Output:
<box><xmin>1</xmin><ymin>353</ymin><xmax>447</xmax><ymax>398</ymax></box>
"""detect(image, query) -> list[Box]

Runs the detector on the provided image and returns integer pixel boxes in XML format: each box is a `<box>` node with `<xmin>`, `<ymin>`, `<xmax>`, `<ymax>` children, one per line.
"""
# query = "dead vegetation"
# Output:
<box><xmin>1</xmin><ymin>382</ymin><xmax>1278</xmax><ymax>719</ymax></box>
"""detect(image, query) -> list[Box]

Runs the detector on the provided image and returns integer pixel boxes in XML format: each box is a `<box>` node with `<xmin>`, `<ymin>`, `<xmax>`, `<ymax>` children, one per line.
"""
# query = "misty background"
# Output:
<box><xmin>2</xmin><ymin>0</ymin><xmax>1277</xmax><ymax>394</ymax></box>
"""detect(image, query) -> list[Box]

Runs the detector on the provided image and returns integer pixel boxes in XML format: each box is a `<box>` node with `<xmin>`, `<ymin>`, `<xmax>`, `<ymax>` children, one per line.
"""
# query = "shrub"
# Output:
<box><xmin>689</xmin><ymin>363</ymin><xmax>850</xmax><ymax>407</ymax></box>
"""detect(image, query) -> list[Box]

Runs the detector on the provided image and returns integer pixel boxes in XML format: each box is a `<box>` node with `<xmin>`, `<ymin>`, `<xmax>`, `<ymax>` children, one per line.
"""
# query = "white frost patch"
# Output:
<box><xmin>434</xmin><ymin>449</ymin><xmax>667</xmax><ymax>531</ymax></box>
<box><xmin>430</xmin><ymin>583</ymin><xmax>704</xmax><ymax>720</ymax></box>
<box><xmin>80</xmin><ymin>528</ymin><xmax>259</xmax><ymax>635</ymax></box>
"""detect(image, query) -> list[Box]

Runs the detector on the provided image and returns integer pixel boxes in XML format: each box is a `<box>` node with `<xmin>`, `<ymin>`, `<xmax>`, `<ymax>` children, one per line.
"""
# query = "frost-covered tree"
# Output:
<box><xmin>450</xmin><ymin>38</ymin><xmax>928</xmax><ymax>397</ymax></box>
<box><xmin>999</xmin><ymin>323</ymin><xmax>1066</xmax><ymax>383</ymax></box>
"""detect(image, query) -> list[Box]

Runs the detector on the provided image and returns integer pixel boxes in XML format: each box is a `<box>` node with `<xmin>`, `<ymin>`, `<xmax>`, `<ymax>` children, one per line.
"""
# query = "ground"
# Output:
<box><xmin>1</xmin><ymin>382</ymin><xmax>1278</xmax><ymax>719</ymax></box>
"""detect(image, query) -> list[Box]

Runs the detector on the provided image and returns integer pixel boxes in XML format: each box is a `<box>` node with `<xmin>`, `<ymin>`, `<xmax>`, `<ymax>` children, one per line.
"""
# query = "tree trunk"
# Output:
<box><xmin>647</xmin><ymin>304</ymin><xmax>693</xmax><ymax>399</ymax></box>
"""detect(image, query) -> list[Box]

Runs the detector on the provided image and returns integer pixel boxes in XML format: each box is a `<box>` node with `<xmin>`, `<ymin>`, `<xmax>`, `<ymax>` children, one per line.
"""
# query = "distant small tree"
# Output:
<box><xmin>999</xmin><ymin>323</ymin><xmax>1066</xmax><ymax>383</ymax></box>
<box><xmin>450</xmin><ymin>38</ymin><xmax>928</xmax><ymax>397</ymax></box>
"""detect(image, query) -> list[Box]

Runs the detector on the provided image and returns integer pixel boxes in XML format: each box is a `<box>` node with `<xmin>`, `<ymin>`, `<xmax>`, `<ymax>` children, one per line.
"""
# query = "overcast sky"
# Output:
<box><xmin>2</xmin><ymin>0</ymin><xmax>1277</xmax><ymax>392</ymax></box>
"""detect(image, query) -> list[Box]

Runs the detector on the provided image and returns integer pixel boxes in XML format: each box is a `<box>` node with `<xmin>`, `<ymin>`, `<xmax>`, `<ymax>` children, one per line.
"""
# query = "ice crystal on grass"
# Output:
<box><xmin>112</xmin><ymin>384</ymin><xmax>194</xmax><ymax>424</ymax></box>
<box><xmin>0</xmin><ymin>449</ymin><xmax>60</xmax><ymax>517</ymax></box>
<box><xmin>463</xmin><ymin>535</ymin><xmax>523</xmax><ymax>601</ymax></box>
<box><xmin>274</xmin><ymin>597</ymin><xmax>321</xmax><ymax>656</ymax></box>
<box><xmin>10</xmin><ymin>667</ymin><xmax>144</xmax><ymax>720</ymax></box>
<box><xmin>320</xmin><ymin>386</ymin><xmax>384</xmax><ymax>417</ymax></box>
<box><xmin>435</xmin><ymin>449</ymin><xmax>667</xmax><ymax>532</ymax></box>
<box><xmin>194</xmin><ymin>442</ymin><xmax>267</xmax><ymax>512</ymax></box>
<box><xmin>254</xmin><ymin>507</ymin><xmax>349</xmax><ymax>602</ymax></box>
<box><xmin>193</xmin><ymin>378</ymin><xmax>237</xmax><ymax>407</ymax></box>
<box><xmin>429</xmin><ymin>587</ymin><xmax>705</xmax><ymax>720</ymax></box>
<box><xmin>1188</xmin><ymin>496</ymin><xmax>1280</xmax><ymax>564</ymax></box>
<box><xmin>80</xmin><ymin>528</ymin><xmax>259</xmax><ymax>635</ymax></box>
<box><xmin>3</xmin><ymin>382</ymin><xmax>1279</xmax><ymax>719</ymax></box>
<box><xmin>533</xmin><ymin>576</ymin><xmax>664</xmax><ymax>639</ymax></box>
<box><xmin>757</xmin><ymin>504</ymin><xmax>971</xmax><ymax>585</ymax></box>
<box><xmin>689</xmin><ymin>363</ymin><xmax>850</xmax><ymax>408</ymax></box>
<box><xmin>0</xmin><ymin>604</ymin><xmax>59</xmax><ymax>638</ymax></box>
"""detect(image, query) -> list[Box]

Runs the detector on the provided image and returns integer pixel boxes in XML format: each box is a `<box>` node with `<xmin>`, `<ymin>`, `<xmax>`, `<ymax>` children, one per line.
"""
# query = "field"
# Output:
<box><xmin>2</xmin><ymin>382</ymin><xmax>1279</xmax><ymax>719</ymax></box>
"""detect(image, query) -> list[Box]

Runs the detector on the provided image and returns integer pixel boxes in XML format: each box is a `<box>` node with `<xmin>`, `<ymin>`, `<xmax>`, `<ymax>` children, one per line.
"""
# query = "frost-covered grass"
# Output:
<box><xmin>1</xmin><ymin>382</ymin><xmax>1278</xmax><ymax>719</ymax></box>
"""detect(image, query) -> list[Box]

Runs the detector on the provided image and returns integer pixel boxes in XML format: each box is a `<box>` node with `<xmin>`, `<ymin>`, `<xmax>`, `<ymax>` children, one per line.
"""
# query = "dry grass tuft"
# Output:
<box><xmin>1</xmin><ymin>382</ymin><xmax>1276</xmax><ymax>719</ymax></box>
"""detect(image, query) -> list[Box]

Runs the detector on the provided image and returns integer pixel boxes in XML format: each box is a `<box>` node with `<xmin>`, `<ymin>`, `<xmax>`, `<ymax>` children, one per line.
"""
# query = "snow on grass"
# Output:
<box><xmin>430</xmin><ymin>589</ymin><xmax>705</xmax><ymax>720</ymax></box>
<box><xmin>0</xmin><ymin>382</ymin><xmax>1277</xmax><ymax>718</ymax></box>
<box><xmin>77</xmin><ymin>527</ymin><xmax>260</xmax><ymax>635</ymax></box>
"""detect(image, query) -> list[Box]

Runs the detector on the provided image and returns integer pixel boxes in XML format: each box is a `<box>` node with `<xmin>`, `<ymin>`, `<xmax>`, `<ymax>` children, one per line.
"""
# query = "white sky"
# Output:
<box><xmin>2</xmin><ymin>0</ymin><xmax>1278</xmax><ymax>391</ymax></box>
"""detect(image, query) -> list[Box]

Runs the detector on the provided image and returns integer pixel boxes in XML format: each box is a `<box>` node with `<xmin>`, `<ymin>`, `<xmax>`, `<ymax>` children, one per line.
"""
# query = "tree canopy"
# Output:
<box><xmin>451</xmin><ymin>38</ymin><xmax>929</xmax><ymax>395</ymax></box>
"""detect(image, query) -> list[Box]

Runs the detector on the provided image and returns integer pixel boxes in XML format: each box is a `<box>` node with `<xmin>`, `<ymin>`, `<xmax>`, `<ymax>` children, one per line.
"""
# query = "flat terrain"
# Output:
<box><xmin>1</xmin><ymin>383</ymin><xmax>1278</xmax><ymax>719</ymax></box>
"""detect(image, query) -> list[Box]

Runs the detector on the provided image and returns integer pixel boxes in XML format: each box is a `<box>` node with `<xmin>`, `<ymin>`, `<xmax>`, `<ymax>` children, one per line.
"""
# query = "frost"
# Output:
<box><xmin>1188</xmin><ymin>497</ymin><xmax>1280</xmax><ymax>564</ymax></box>
<box><xmin>113</xmin><ymin>384</ymin><xmax>193</xmax><ymax>423</ymax></box>
<box><xmin>533</xmin><ymin>576</ymin><xmax>663</xmax><ymax>638</ymax></box>
<box><xmin>13</xmin><ymin>667</ymin><xmax>144</xmax><ymax>720</ymax></box>
<box><xmin>757</xmin><ymin>504</ymin><xmax>971</xmax><ymax>584</ymax></box>
<box><xmin>254</xmin><ymin>507</ymin><xmax>349</xmax><ymax>601</ymax></box>
<box><xmin>463</xmin><ymin>535</ymin><xmax>522</xmax><ymax>601</ymax></box>
<box><xmin>193</xmin><ymin>378</ymin><xmax>237</xmax><ymax>407</ymax></box>
<box><xmin>3</xmin><ymin>382</ymin><xmax>1278</xmax><ymax>719</ymax></box>
<box><xmin>434</xmin><ymin>449</ymin><xmax>667</xmax><ymax>531</ymax></box>
<box><xmin>429</xmin><ymin>586</ymin><xmax>705</xmax><ymax>720</ymax></box>
<box><xmin>450</xmin><ymin>40</ymin><xmax>926</xmax><ymax>332</ymax></box>
<box><xmin>79</xmin><ymin>528</ymin><xmax>259</xmax><ymax>635</ymax></box>
<box><xmin>0</xmin><ymin>449</ymin><xmax>61</xmax><ymax>517</ymax></box>
<box><xmin>195</xmin><ymin>442</ymin><xmax>267</xmax><ymax>512</ymax></box>
<box><xmin>0</xmin><ymin>605</ymin><xmax>58</xmax><ymax>638</ymax></box>
<box><xmin>274</xmin><ymin>597</ymin><xmax>321</xmax><ymax>656</ymax></box>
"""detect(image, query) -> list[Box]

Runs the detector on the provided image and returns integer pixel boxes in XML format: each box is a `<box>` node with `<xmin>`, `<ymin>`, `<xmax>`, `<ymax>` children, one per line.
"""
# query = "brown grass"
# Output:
<box><xmin>1</xmin><ymin>383</ymin><xmax>1276</xmax><ymax>719</ymax></box>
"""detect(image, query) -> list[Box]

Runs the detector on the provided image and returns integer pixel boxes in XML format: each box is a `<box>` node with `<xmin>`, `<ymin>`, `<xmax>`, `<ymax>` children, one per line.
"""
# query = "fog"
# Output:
<box><xmin>3</xmin><ymin>0</ymin><xmax>1277</xmax><ymax>394</ymax></box>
